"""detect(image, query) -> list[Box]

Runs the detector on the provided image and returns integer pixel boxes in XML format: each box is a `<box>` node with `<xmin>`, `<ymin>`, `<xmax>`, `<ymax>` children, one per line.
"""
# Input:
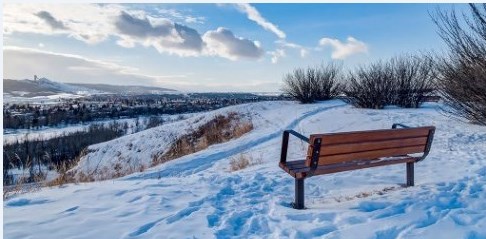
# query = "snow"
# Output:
<box><xmin>3</xmin><ymin>113</ymin><xmax>193</xmax><ymax>144</ymax></box>
<box><xmin>37</xmin><ymin>77</ymin><xmax>104</xmax><ymax>95</ymax></box>
<box><xmin>3</xmin><ymin>92</ymin><xmax>85</xmax><ymax>104</ymax></box>
<box><xmin>4</xmin><ymin>100</ymin><xmax>486</xmax><ymax>238</ymax></box>
<box><xmin>70</xmin><ymin>101</ymin><xmax>344</xmax><ymax>181</ymax></box>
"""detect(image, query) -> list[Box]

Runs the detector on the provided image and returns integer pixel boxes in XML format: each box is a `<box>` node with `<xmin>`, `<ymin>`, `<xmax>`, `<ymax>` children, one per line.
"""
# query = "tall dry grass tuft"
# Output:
<box><xmin>229</xmin><ymin>153</ymin><xmax>263</xmax><ymax>172</ymax></box>
<box><xmin>152</xmin><ymin>112</ymin><xmax>254</xmax><ymax>166</ymax></box>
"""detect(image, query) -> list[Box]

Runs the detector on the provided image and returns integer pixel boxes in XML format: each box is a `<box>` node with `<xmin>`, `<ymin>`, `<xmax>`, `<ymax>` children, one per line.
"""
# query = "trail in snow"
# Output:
<box><xmin>125</xmin><ymin>103</ymin><xmax>346</xmax><ymax>180</ymax></box>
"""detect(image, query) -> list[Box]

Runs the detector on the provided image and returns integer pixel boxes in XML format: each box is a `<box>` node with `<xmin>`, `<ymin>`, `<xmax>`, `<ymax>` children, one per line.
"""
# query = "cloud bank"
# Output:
<box><xmin>4</xmin><ymin>4</ymin><xmax>264</xmax><ymax>61</ymax></box>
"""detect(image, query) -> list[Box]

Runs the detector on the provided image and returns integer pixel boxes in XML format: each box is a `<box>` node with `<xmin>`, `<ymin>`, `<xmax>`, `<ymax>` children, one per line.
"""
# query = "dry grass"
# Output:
<box><xmin>46</xmin><ymin>111</ymin><xmax>253</xmax><ymax>184</ymax></box>
<box><xmin>45</xmin><ymin>161</ymin><xmax>78</xmax><ymax>187</ymax></box>
<box><xmin>3</xmin><ymin>173</ymin><xmax>45</xmax><ymax>200</ymax></box>
<box><xmin>229</xmin><ymin>153</ymin><xmax>263</xmax><ymax>172</ymax></box>
<box><xmin>46</xmin><ymin>149</ymin><xmax>89</xmax><ymax>186</ymax></box>
<box><xmin>152</xmin><ymin>112</ymin><xmax>254</xmax><ymax>166</ymax></box>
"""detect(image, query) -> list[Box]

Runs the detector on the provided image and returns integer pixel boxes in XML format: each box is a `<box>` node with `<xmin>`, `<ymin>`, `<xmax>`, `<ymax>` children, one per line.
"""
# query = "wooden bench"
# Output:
<box><xmin>279</xmin><ymin>124</ymin><xmax>435</xmax><ymax>209</ymax></box>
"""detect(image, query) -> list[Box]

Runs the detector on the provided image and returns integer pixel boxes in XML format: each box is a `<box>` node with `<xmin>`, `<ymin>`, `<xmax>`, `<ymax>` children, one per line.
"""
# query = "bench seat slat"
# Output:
<box><xmin>312</xmin><ymin>157</ymin><xmax>416</xmax><ymax>176</ymax></box>
<box><xmin>280</xmin><ymin>157</ymin><xmax>417</xmax><ymax>178</ymax></box>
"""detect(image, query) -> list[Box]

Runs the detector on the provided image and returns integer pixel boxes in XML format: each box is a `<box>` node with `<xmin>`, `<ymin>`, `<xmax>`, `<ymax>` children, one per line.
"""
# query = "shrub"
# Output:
<box><xmin>344</xmin><ymin>55</ymin><xmax>436</xmax><ymax>109</ymax></box>
<box><xmin>282</xmin><ymin>63</ymin><xmax>342</xmax><ymax>103</ymax></box>
<box><xmin>432</xmin><ymin>4</ymin><xmax>486</xmax><ymax>125</ymax></box>
<box><xmin>345</xmin><ymin>61</ymin><xmax>395</xmax><ymax>109</ymax></box>
<box><xmin>391</xmin><ymin>55</ymin><xmax>436</xmax><ymax>108</ymax></box>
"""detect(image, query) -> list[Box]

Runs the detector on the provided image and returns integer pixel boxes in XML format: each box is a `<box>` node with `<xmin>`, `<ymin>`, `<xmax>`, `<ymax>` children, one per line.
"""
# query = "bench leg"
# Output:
<box><xmin>406</xmin><ymin>162</ymin><xmax>414</xmax><ymax>187</ymax></box>
<box><xmin>293</xmin><ymin>178</ymin><xmax>305</xmax><ymax>209</ymax></box>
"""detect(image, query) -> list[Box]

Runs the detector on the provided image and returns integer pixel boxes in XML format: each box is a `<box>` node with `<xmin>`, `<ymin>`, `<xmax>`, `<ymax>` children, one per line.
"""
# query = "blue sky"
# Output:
<box><xmin>3</xmin><ymin>3</ymin><xmax>467</xmax><ymax>92</ymax></box>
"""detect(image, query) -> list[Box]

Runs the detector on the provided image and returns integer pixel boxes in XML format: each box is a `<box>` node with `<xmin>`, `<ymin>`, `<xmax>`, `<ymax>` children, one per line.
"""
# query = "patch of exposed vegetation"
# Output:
<box><xmin>152</xmin><ymin>112</ymin><xmax>253</xmax><ymax>166</ymax></box>
<box><xmin>229</xmin><ymin>153</ymin><xmax>263</xmax><ymax>172</ymax></box>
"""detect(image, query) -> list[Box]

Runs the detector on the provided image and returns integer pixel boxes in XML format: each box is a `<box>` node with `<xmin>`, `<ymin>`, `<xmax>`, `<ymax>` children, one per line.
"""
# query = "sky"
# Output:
<box><xmin>2</xmin><ymin>3</ymin><xmax>468</xmax><ymax>92</ymax></box>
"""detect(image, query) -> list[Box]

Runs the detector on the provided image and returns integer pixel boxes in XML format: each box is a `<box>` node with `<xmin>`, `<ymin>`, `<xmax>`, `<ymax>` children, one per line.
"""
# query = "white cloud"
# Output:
<box><xmin>4</xmin><ymin>4</ymin><xmax>265</xmax><ymax>61</ymax></box>
<box><xmin>203</xmin><ymin>27</ymin><xmax>264</xmax><ymax>61</ymax></box>
<box><xmin>269</xmin><ymin>49</ymin><xmax>286</xmax><ymax>64</ymax></box>
<box><xmin>268</xmin><ymin>40</ymin><xmax>309</xmax><ymax>63</ymax></box>
<box><xmin>157</xmin><ymin>8</ymin><xmax>206</xmax><ymax>24</ymax></box>
<box><xmin>234</xmin><ymin>3</ymin><xmax>286</xmax><ymax>39</ymax></box>
<box><xmin>276</xmin><ymin>40</ymin><xmax>309</xmax><ymax>58</ymax></box>
<box><xmin>114</xmin><ymin>11</ymin><xmax>204</xmax><ymax>56</ymax></box>
<box><xmin>300</xmin><ymin>49</ymin><xmax>309</xmax><ymax>58</ymax></box>
<box><xmin>4</xmin><ymin>4</ymin><xmax>121</xmax><ymax>44</ymax></box>
<box><xmin>318</xmin><ymin>36</ymin><xmax>368</xmax><ymax>59</ymax></box>
<box><xmin>3</xmin><ymin>46</ymin><xmax>186</xmax><ymax>87</ymax></box>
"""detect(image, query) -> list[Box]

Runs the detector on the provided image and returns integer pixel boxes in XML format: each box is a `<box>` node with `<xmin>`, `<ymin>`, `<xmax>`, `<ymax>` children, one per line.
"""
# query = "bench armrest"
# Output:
<box><xmin>391</xmin><ymin>124</ymin><xmax>436</xmax><ymax>162</ymax></box>
<box><xmin>285</xmin><ymin>130</ymin><xmax>310</xmax><ymax>142</ymax></box>
<box><xmin>392</xmin><ymin>123</ymin><xmax>410</xmax><ymax>129</ymax></box>
<box><xmin>280</xmin><ymin>130</ymin><xmax>310</xmax><ymax>164</ymax></box>
<box><xmin>417</xmin><ymin>126</ymin><xmax>436</xmax><ymax>162</ymax></box>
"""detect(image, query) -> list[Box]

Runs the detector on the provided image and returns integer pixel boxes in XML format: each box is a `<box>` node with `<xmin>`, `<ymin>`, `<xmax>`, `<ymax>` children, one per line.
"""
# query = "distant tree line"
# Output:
<box><xmin>3</xmin><ymin>122</ymin><xmax>125</xmax><ymax>185</ymax></box>
<box><xmin>3</xmin><ymin>94</ymin><xmax>286</xmax><ymax>130</ymax></box>
<box><xmin>3</xmin><ymin>116</ymin><xmax>173</xmax><ymax>186</ymax></box>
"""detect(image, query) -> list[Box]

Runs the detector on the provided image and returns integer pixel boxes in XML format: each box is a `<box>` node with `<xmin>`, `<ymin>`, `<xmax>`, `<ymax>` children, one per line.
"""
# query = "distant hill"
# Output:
<box><xmin>72</xmin><ymin>83</ymin><xmax>176</xmax><ymax>95</ymax></box>
<box><xmin>3</xmin><ymin>78</ymin><xmax>176</xmax><ymax>97</ymax></box>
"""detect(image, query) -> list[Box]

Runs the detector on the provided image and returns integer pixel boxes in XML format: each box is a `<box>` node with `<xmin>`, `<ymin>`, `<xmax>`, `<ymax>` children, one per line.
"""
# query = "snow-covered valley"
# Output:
<box><xmin>4</xmin><ymin>100</ymin><xmax>486</xmax><ymax>238</ymax></box>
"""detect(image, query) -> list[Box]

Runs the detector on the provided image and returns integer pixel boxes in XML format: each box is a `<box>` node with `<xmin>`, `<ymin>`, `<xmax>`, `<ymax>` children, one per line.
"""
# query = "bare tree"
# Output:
<box><xmin>432</xmin><ymin>4</ymin><xmax>486</xmax><ymax>125</ymax></box>
<box><xmin>344</xmin><ymin>55</ymin><xmax>436</xmax><ymax>109</ymax></box>
<box><xmin>344</xmin><ymin>60</ymin><xmax>395</xmax><ymax>109</ymax></box>
<box><xmin>391</xmin><ymin>55</ymin><xmax>437</xmax><ymax>108</ymax></box>
<box><xmin>282</xmin><ymin>63</ymin><xmax>342</xmax><ymax>103</ymax></box>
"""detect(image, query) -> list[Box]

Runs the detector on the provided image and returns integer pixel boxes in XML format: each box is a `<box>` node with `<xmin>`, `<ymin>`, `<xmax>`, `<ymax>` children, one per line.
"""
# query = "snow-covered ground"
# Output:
<box><xmin>4</xmin><ymin>100</ymin><xmax>486</xmax><ymax>238</ymax></box>
<box><xmin>3</xmin><ymin>113</ymin><xmax>192</xmax><ymax>144</ymax></box>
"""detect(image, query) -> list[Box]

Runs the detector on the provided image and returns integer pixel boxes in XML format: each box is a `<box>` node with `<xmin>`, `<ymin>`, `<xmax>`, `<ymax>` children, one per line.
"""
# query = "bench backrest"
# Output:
<box><xmin>305</xmin><ymin>126</ymin><xmax>435</xmax><ymax>167</ymax></box>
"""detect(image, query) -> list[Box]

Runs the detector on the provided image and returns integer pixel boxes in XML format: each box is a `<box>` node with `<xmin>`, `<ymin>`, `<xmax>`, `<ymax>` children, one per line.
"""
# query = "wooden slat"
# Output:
<box><xmin>317</xmin><ymin>145</ymin><xmax>426</xmax><ymax>165</ymax></box>
<box><xmin>309</xmin><ymin>127</ymin><xmax>433</xmax><ymax>145</ymax></box>
<box><xmin>286</xmin><ymin>162</ymin><xmax>308</xmax><ymax>171</ymax></box>
<box><xmin>317</xmin><ymin>137</ymin><xmax>428</xmax><ymax>156</ymax></box>
<box><xmin>312</xmin><ymin>157</ymin><xmax>416</xmax><ymax>176</ymax></box>
<box><xmin>281</xmin><ymin>157</ymin><xmax>417</xmax><ymax>179</ymax></box>
<box><xmin>279</xmin><ymin>161</ymin><xmax>310</xmax><ymax>178</ymax></box>
<box><xmin>284</xmin><ymin>160</ymin><xmax>306</xmax><ymax>167</ymax></box>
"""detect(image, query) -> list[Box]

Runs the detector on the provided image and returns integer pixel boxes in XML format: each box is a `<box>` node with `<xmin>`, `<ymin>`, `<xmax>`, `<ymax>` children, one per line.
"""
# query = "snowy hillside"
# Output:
<box><xmin>4</xmin><ymin>100</ymin><xmax>486</xmax><ymax>238</ymax></box>
<box><xmin>3</xmin><ymin>78</ymin><xmax>177</xmax><ymax>101</ymax></box>
<box><xmin>69</xmin><ymin>101</ymin><xmax>344</xmax><ymax>181</ymax></box>
<box><xmin>36</xmin><ymin>77</ymin><xmax>103</xmax><ymax>95</ymax></box>
<box><xmin>3</xmin><ymin>78</ymin><xmax>102</xmax><ymax>97</ymax></box>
